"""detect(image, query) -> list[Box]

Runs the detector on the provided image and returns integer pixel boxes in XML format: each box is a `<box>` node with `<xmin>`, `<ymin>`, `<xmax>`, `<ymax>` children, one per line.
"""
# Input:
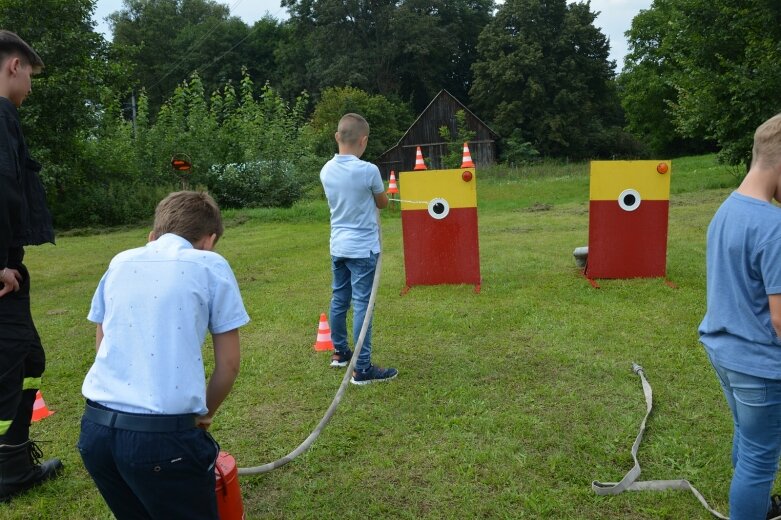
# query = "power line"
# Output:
<box><xmin>143</xmin><ymin>0</ymin><xmax>252</xmax><ymax>93</ymax></box>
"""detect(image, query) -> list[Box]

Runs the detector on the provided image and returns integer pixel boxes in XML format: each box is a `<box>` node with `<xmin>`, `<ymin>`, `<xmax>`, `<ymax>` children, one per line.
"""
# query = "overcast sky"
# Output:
<box><xmin>93</xmin><ymin>0</ymin><xmax>653</xmax><ymax>69</ymax></box>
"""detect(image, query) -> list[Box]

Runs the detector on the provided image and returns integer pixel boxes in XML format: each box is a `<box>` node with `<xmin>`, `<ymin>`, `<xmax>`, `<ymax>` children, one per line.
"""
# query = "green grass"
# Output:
<box><xmin>2</xmin><ymin>154</ymin><xmax>748</xmax><ymax>519</ymax></box>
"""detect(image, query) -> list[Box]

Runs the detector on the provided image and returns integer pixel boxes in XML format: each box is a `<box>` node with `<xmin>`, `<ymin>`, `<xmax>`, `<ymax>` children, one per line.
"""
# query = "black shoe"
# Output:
<box><xmin>330</xmin><ymin>349</ymin><xmax>352</xmax><ymax>368</ymax></box>
<box><xmin>768</xmin><ymin>495</ymin><xmax>781</xmax><ymax>520</ymax></box>
<box><xmin>0</xmin><ymin>440</ymin><xmax>63</xmax><ymax>502</ymax></box>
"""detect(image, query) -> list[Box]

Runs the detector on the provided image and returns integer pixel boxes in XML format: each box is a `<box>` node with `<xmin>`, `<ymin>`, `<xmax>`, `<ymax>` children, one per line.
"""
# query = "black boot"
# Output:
<box><xmin>0</xmin><ymin>440</ymin><xmax>63</xmax><ymax>502</ymax></box>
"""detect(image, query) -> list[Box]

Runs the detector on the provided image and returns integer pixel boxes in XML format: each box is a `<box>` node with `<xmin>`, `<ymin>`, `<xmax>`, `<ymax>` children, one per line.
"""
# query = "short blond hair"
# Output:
<box><xmin>153</xmin><ymin>191</ymin><xmax>223</xmax><ymax>243</ymax></box>
<box><xmin>752</xmin><ymin>113</ymin><xmax>781</xmax><ymax>169</ymax></box>
<box><xmin>337</xmin><ymin>113</ymin><xmax>369</xmax><ymax>145</ymax></box>
<box><xmin>0</xmin><ymin>30</ymin><xmax>43</xmax><ymax>73</ymax></box>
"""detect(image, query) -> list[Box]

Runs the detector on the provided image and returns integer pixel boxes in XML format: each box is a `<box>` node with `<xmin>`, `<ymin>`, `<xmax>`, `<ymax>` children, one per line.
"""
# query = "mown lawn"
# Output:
<box><xmin>2</xmin><ymin>155</ymin><xmax>753</xmax><ymax>519</ymax></box>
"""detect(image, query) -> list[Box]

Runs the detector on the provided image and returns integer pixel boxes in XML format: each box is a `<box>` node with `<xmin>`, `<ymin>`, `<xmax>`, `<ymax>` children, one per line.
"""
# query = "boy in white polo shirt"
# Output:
<box><xmin>320</xmin><ymin>113</ymin><xmax>397</xmax><ymax>384</ymax></box>
<box><xmin>78</xmin><ymin>191</ymin><xmax>250</xmax><ymax>520</ymax></box>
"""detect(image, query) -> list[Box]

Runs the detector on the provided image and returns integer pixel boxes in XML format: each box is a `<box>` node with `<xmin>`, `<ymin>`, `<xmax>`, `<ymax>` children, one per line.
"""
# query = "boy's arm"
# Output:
<box><xmin>769</xmin><ymin>294</ymin><xmax>781</xmax><ymax>338</ymax></box>
<box><xmin>197</xmin><ymin>328</ymin><xmax>241</xmax><ymax>430</ymax></box>
<box><xmin>373</xmin><ymin>191</ymin><xmax>388</xmax><ymax>209</ymax></box>
<box><xmin>95</xmin><ymin>324</ymin><xmax>104</xmax><ymax>352</ymax></box>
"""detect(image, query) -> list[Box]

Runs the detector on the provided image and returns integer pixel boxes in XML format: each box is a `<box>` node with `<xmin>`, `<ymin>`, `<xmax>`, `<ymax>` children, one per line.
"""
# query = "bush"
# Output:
<box><xmin>206</xmin><ymin>161</ymin><xmax>303</xmax><ymax>209</ymax></box>
<box><xmin>500</xmin><ymin>130</ymin><xmax>541</xmax><ymax>166</ymax></box>
<box><xmin>51</xmin><ymin>181</ymin><xmax>171</xmax><ymax>229</ymax></box>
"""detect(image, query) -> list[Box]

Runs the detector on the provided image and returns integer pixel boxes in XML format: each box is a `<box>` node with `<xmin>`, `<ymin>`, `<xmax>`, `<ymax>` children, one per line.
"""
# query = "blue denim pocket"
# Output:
<box><xmin>733</xmin><ymin>381</ymin><xmax>768</xmax><ymax>405</ymax></box>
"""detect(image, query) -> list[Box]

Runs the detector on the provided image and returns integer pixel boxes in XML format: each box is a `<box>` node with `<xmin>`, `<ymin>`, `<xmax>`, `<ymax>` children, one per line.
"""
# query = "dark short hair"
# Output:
<box><xmin>0</xmin><ymin>30</ymin><xmax>43</xmax><ymax>73</ymax></box>
<box><xmin>153</xmin><ymin>191</ymin><xmax>224</xmax><ymax>243</ymax></box>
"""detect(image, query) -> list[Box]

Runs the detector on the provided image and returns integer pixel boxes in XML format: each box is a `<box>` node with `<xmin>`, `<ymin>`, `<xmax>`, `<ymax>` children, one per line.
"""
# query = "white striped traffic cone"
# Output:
<box><xmin>413</xmin><ymin>146</ymin><xmax>427</xmax><ymax>170</ymax></box>
<box><xmin>461</xmin><ymin>142</ymin><xmax>475</xmax><ymax>168</ymax></box>
<box><xmin>387</xmin><ymin>171</ymin><xmax>399</xmax><ymax>194</ymax></box>
<box><xmin>313</xmin><ymin>313</ymin><xmax>334</xmax><ymax>351</ymax></box>
<box><xmin>31</xmin><ymin>391</ymin><xmax>54</xmax><ymax>422</ymax></box>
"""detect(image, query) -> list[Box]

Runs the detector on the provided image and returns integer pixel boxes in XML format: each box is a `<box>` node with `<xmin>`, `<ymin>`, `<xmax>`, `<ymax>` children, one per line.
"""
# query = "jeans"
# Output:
<box><xmin>330</xmin><ymin>254</ymin><xmax>377</xmax><ymax>371</ymax></box>
<box><xmin>78</xmin><ymin>411</ymin><xmax>220</xmax><ymax>520</ymax></box>
<box><xmin>709</xmin><ymin>355</ymin><xmax>781</xmax><ymax>520</ymax></box>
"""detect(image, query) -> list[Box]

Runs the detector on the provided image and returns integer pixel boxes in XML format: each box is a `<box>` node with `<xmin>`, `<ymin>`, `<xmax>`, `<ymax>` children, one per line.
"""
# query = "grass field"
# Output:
<box><xmin>1</xmin><ymin>155</ymin><xmax>753</xmax><ymax>519</ymax></box>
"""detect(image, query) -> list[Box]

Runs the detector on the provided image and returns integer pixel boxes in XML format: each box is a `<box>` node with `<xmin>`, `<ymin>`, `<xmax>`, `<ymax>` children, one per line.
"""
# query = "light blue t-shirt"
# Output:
<box><xmin>320</xmin><ymin>154</ymin><xmax>384</xmax><ymax>258</ymax></box>
<box><xmin>699</xmin><ymin>192</ymin><xmax>781</xmax><ymax>379</ymax></box>
<box><xmin>82</xmin><ymin>233</ymin><xmax>250</xmax><ymax>415</ymax></box>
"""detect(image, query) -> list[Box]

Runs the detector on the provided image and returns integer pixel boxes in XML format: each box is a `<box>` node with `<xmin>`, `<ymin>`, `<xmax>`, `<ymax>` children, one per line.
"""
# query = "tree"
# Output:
<box><xmin>620</xmin><ymin>0</ymin><xmax>781</xmax><ymax>166</ymax></box>
<box><xmin>305</xmin><ymin>86</ymin><xmax>413</xmax><ymax>162</ymax></box>
<box><xmin>109</xmin><ymin>0</ymin><xmax>254</xmax><ymax>113</ymax></box>
<box><xmin>279</xmin><ymin>0</ymin><xmax>493</xmax><ymax>110</ymax></box>
<box><xmin>0</xmin><ymin>0</ymin><xmax>128</xmax><ymax>200</ymax></box>
<box><xmin>470</xmin><ymin>0</ymin><xmax>624</xmax><ymax>159</ymax></box>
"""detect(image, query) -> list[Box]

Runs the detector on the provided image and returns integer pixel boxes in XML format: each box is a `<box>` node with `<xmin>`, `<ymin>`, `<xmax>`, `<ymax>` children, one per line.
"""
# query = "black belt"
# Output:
<box><xmin>84</xmin><ymin>402</ymin><xmax>196</xmax><ymax>432</ymax></box>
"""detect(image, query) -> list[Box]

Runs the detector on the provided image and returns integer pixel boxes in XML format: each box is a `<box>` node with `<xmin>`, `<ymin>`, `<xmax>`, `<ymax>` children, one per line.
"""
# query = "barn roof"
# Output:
<box><xmin>381</xmin><ymin>89</ymin><xmax>499</xmax><ymax>156</ymax></box>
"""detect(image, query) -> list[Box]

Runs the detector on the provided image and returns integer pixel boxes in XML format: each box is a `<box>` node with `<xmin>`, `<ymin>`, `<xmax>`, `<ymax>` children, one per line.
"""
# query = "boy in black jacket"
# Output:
<box><xmin>0</xmin><ymin>30</ymin><xmax>61</xmax><ymax>502</ymax></box>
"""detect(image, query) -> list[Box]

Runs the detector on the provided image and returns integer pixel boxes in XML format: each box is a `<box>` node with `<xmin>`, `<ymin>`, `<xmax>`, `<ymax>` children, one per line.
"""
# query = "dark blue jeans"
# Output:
<box><xmin>330</xmin><ymin>254</ymin><xmax>378</xmax><ymax>371</ymax></box>
<box><xmin>78</xmin><ymin>410</ymin><xmax>220</xmax><ymax>520</ymax></box>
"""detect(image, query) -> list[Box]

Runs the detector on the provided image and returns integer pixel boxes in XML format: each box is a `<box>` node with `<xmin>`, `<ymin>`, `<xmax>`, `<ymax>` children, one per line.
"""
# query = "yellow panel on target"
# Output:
<box><xmin>399</xmin><ymin>169</ymin><xmax>477</xmax><ymax>210</ymax></box>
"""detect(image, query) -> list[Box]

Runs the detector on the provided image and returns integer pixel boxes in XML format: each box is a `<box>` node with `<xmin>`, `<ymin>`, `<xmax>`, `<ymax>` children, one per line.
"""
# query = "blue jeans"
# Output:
<box><xmin>78</xmin><ymin>411</ymin><xmax>220</xmax><ymax>520</ymax></box>
<box><xmin>330</xmin><ymin>254</ymin><xmax>377</xmax><ymax>371</ymax></box>
<box><xmin>709</xmin><ymin>356</ymin><xmax>781</xmax><ymax>520</ymax></box>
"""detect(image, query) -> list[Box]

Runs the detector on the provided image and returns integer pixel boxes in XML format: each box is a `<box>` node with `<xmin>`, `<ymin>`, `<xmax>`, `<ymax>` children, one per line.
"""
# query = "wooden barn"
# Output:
<box><xmin>375</xmin><ymin>90</ymin><xmax>499</xmax><ymax>179</ymax></box>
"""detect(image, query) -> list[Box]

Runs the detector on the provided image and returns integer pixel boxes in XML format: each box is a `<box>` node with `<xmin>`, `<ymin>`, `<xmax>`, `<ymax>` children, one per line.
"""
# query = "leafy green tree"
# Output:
<box><xmin>279</xmin><ymin>0</ymin><xmax>493</xmax><ymax>110</ymax></box>
<box><xmin>470</xmin><ymin>0</ymin><xmax>624</xmax><ymax>159</ymax></box>
<box><xmin>0</xmin><ymin>0</ymin><xmax>130</xmax><ymax>202</ymax></box>
<box><xmin>620</xmin><ymin>0</ymin><xmax>781</xmax><ymax>167</ymax></box>
<box><xmin>306</xmin><ymin>86</ymin><xmax>413</xmax><ymax>162</ymax></box>
<box><xmin>438</xmin><ymin>110</ymin><xmax>476</xmax><ymax>168</ymax></box>
<box><xmin>109</xmin><ymin>0</ymin><xmax>257</xmax><ymax>113</ymax></box>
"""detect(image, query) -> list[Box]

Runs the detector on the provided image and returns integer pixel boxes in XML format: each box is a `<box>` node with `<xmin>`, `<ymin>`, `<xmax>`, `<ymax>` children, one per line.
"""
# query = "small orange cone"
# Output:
<box><xmin>461</xmin><ymin>142</ymin><xmax>475</xmax><ymax>168</ymax></box>
<box><xmin>31</xmin><ymin>391</ymin><xmax>54</xmax><ymax>422</ymax></box>
<box><xmin>313</xmin><ymin>313</ymin><xmax>334</xmax><ymax>351</ymax></box>
<box><xmin>387</xmin><ymin>171</ymin><xmax>399</xmax><ymax>194</ymax></box>
<box><xmin>413</xmin><ymin>146</ymin><xmax>427</xmax><ymax>170</ymax></box>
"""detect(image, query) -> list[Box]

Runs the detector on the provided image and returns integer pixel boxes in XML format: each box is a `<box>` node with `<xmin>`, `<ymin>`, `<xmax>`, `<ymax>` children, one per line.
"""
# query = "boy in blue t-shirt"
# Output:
<box><xmin>320</xmin><ymin>113</ymin><xmax>397</xmax><ymax>384</ymax></box>
<box><xmin>699</xmin><ymin>112</ymin><xmax>781</xmax><ymax>520</ymax></box>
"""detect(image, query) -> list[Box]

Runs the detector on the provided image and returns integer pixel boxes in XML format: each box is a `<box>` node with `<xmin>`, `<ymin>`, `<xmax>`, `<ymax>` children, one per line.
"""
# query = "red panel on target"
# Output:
<box><xmin>401</xmin><ymin>207</ymin><xmax>480</xmax><ymax>286</ymax></box>
<box><xmin>585</xmin><ymin>200</ymin><xmax>669</xmax><ymax>279</ymax></box>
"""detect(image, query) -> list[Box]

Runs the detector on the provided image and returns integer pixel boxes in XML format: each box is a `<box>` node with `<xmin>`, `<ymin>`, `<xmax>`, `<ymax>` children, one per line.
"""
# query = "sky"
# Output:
<box><xmin>93</xmin><ymin>0</ymin><xmax>653</xmax><ymax>69</ymax></box>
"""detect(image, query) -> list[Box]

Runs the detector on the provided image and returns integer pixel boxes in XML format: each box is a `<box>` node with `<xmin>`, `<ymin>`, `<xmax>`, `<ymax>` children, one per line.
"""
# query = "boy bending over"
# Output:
<box><xmin>79</xmin><ymin>191</ymin><xmax>250</xmax><ymax>519</ymax></box>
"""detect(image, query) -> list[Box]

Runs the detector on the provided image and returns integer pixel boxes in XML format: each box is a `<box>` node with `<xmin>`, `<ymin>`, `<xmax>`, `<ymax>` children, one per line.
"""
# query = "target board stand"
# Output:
<box><xmin>399</xmin><ymin>167</ymin><xmax>481</xmax><ymax>293</ymax></box>
<box><xmin>584</xmin><ymin>160</ymin><xmax>672</xmax><ymax>287</ymax></box>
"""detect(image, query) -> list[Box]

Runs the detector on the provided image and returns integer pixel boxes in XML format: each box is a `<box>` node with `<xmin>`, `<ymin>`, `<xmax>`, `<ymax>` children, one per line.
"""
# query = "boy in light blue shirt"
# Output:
<box><xmin>320</xmin><ymin>113</ymin><xmax>397</xmax><ymax>384</ymax></box>
<box><xmin>699</xmin><ymin>113</ymin><xmax>781</xmax><ymax>520</ymax></box>
<box><xmin>79</xmin><ymin>191</ymin><xmax>249</xmax><ymax>519</ymax></box>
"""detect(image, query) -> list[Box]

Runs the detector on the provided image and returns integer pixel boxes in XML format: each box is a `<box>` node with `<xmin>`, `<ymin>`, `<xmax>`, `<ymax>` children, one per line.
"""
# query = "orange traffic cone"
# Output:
<box><xmin>387</xmin><ymin>171</ymin><xmax>399</xmax><ymax>194</ymax></box>
<box><xmin>313</xmin><ymin>313</ymin><xmax>334</xmax><ymax>351</ymax></box>
<box><xmin>31</xmin><ymin>391</ymin><xmax>54</xmax><ymax>422</ymax></box>
<box><xmin>461</xmin><ymin>142</ymin><xmax>475</xmax><ymax>168</ymax></box>
<box><xmin>413</xmin><ymin>146</ymin><xmax>427</xmax><ymax>170</ymax></box>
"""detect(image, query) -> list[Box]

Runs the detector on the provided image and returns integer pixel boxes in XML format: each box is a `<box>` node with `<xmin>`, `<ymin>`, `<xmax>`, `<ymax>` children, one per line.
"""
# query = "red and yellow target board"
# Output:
<box><xmin>585</xmin><ymin>160</ymin><xmax>671</xmax><ymax>279</ymax></box>
<box><xmin>399</xmin><ymin>168</ymin><xmax>481</xmax><ymax>291</ymax></box>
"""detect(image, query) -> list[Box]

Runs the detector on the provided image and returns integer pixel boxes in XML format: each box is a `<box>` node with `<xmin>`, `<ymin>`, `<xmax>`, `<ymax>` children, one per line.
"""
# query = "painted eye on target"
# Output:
<box><xmin>618</xmin><ymin>189</ymin><xmax>641</xmax><ymax>212</ymax></box>
<box><xmin>428</xmin><ymin>198</ymin><xmax>450</xmax><ymax>220</ymax></box>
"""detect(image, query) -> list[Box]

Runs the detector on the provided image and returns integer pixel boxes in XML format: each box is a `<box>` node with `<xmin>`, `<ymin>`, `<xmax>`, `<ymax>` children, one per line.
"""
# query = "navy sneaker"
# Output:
<box><xmin>330</xmin><ymin>349</ymin><xmax>352</xmax><ymax>368</ymax></box>
<box><xmin>768</xmin><ymin>495</ymin><xmax>781</xmax><ymax>520</ymax></box>
<box><xmin>350</xmin><ymin>365</ymin><xmax>398</xmax><ymax>385</ymax></box>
